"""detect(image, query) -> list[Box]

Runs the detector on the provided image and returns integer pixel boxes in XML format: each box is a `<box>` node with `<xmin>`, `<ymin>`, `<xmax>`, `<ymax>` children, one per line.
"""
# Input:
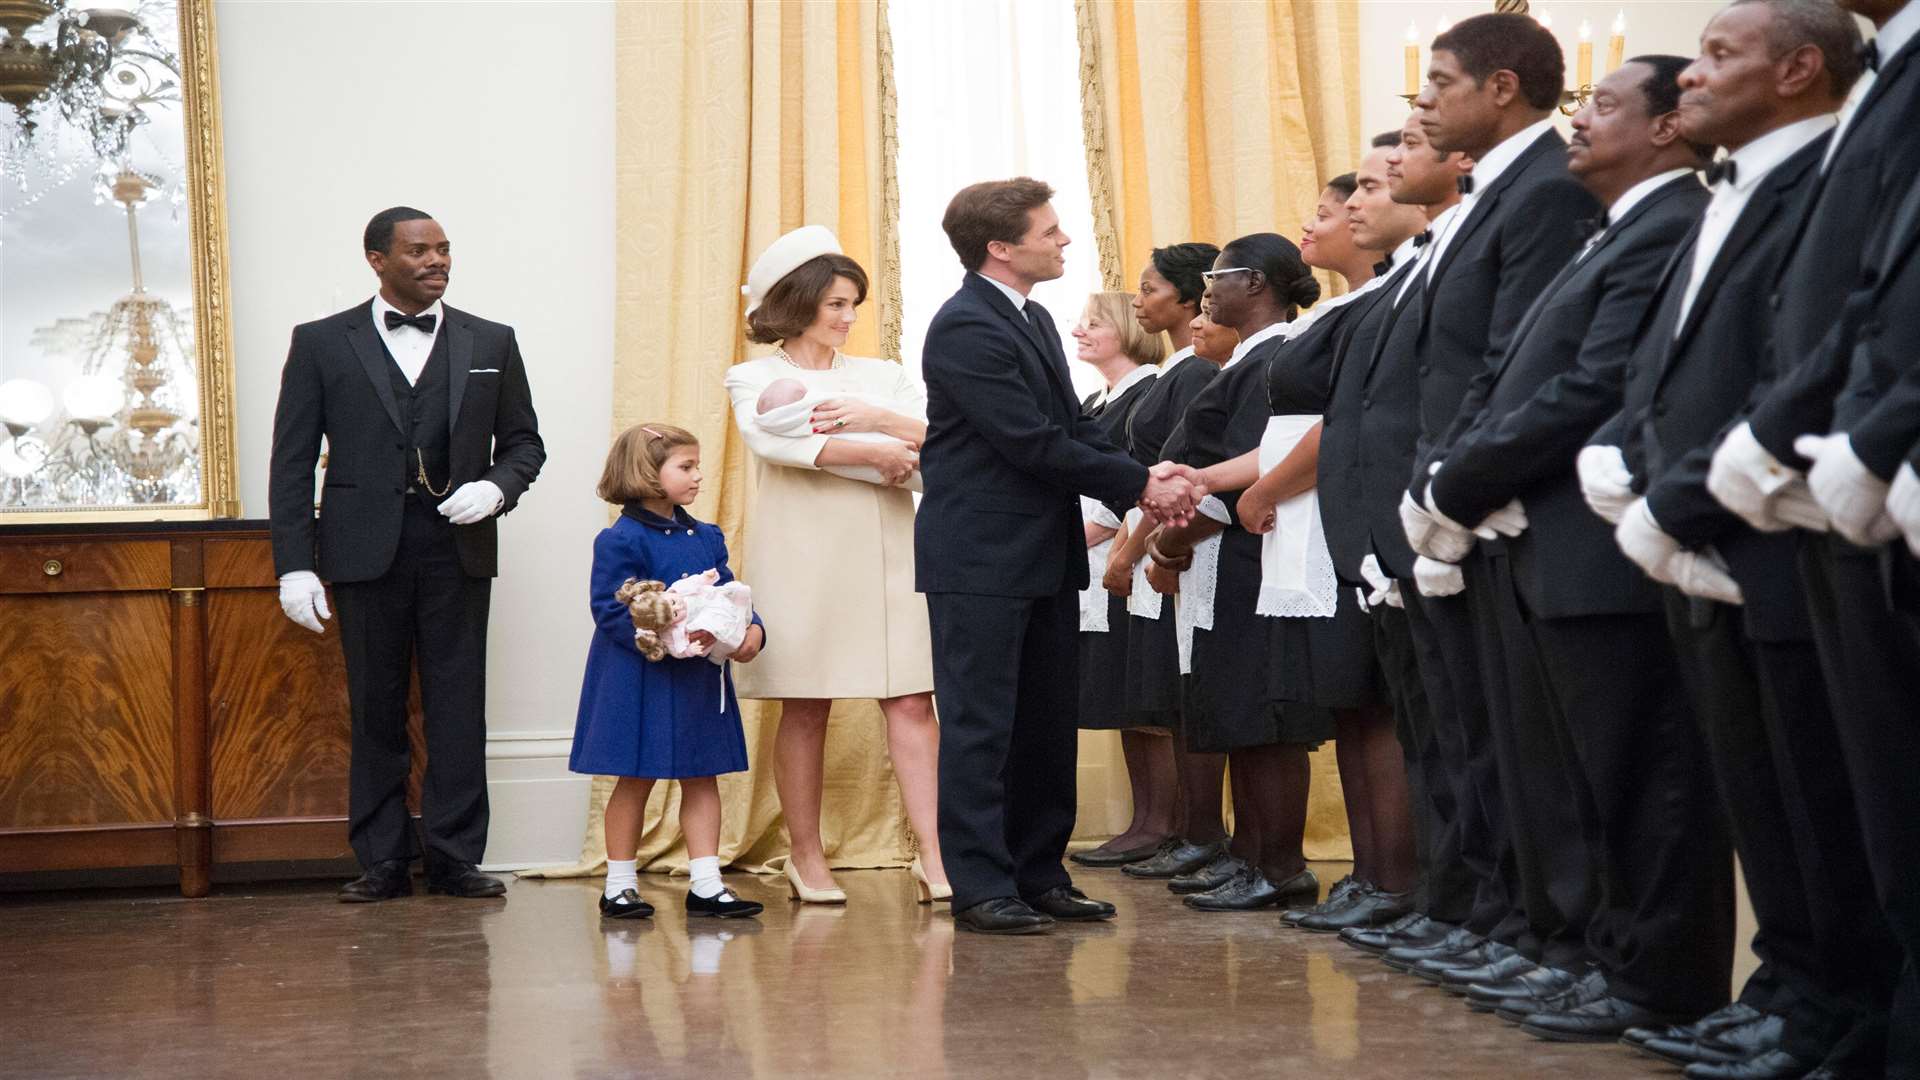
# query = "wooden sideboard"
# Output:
<box><xmin>0</xmin><ymin>521</ymin><xmax>422</xmax><ymax>895</ymax></box>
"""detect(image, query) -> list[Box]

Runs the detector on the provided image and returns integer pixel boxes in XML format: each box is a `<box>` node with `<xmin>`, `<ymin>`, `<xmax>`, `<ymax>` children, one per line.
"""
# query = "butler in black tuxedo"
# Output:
<box><xmin>269</xmin><ymin>208</ymin><xmax>545</xmax><ymax>902</ymax></box>
<box><xmin>916</xmin><ymin>179</ymin><xmax>1201</xmax><ymax>935</ymax></box>
<box><xmin>1425</xmin><ymin>58</ymin><xmax>1728</xmax><ymax>1039</ymax></box>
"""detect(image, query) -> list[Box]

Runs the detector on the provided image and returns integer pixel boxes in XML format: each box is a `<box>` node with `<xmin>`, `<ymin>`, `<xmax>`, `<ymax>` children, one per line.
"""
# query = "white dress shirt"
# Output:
<box><xmin>1581</xmin><ymin>168</ymin><xmax>1700</xmax><ymax>258</ymax></box>
<box><xmin>1676</xmin><ymin>115</ymin><xmax>1836</xmax><ymax>334</ymax></box>
<box><xmin>1427</xmin><ymin>115</ymin><xmax>1559</xmax><ymax>282</ymax></box>
<box><xmin>974</xmin><ymin>271</ymin><xmax>1032</xmax><ymax>314</ymax></box>
<box><xmin>371</xmin><ymin>294</ymin><xmax>445</xmax><ymax>385</ymax></box>
<box><xmin>1823</xmin><ymin>2</ymin><xmax>1920</xmax><ymax>171</ymax></box>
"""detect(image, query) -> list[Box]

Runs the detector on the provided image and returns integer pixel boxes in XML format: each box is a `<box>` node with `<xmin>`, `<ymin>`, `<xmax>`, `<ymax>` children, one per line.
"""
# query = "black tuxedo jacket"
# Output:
<box><xmin>268</xmin><ymin>301</ymin><xmax>545</xmax><ymax>582</ymax></box>
<box><xmin>1840</xmin><ymin>168</ymin><xmax>1920</xmax><ymax>477</ymax></box>
<box><xmin>1412</xmin><ymin>127</ymin><xmax>1600</xmax><ymax>483</ymax></box>
<box><xmin>1609</xmin><ymin>138</ymin><xmax>1828</xmax><ymax>641</ymax></box>
<box><xmin>915</xmin><ymin>274</ymin><xmax>1149</xmax><ymax>597</ymax></box>
<box><xmin>1333</xmin><ymin>260</ymin><xmax>1428</xmax><ymax>580</ymax></box>
<box><xmin>1429</xmin><ymin>174</ymin><xmax>1708</xmax><ymax>619</ymax></box>
<box><xmin>1745</xmin><ymin>33</ymin><xmax>1920</xmax><ymax>468</ymax></box>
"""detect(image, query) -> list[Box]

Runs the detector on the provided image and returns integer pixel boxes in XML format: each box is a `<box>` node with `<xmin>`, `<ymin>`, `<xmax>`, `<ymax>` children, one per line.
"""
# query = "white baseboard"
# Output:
<box><xmin>480</xmin><ymin>730</ymin><xmax>590</xmax><ymax>871</ymax></box>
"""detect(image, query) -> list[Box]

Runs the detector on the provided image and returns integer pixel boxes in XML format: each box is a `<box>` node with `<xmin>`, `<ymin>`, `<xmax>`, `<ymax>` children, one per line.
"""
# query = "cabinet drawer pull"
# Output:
<box><xmin>42</xmin><ymin>559</ymin><xmax>63</xmax><ymax>577</ymax></box>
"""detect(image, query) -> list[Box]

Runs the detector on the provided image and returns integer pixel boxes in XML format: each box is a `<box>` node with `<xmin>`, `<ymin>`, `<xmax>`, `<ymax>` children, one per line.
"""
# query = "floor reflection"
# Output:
<box><xmin>0</xmin><ymin>865</ymin><xmax>1682</xmax><ymax>1078</ymax></box>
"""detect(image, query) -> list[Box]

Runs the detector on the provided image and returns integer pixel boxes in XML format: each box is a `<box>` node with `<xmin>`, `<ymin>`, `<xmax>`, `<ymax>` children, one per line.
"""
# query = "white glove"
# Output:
<box><xmin>1475</xmin><ymin>499</ymin><xmax>1529</xmax><ymax>540</ymax></box>
<box><xmin>1886</xmin><ymin>462</ymin><xmax>1920</xmax><ymax>559</ymax></box>
<box><xmin>1402</xmin><ymin>489</ymin><xmax>1473</xmax><ymax>563</ymax></box>
<box><xmin>1358</xmin><ymin>554</ymin><xmax>1404</xmax><ymax>609</ymax></box>
<box><xmin>1614</xmin><ymin>499</ymin><xmax>1744</xmax><ymax>605</ymax></box>
<box><xmin>1412</xmin><ymin>555</ymin><xmax>1466</xmax><ymax>597</ymax></box>
<box><xmin>1796</xmin><ymin>433</ymin><xmax>1898</xmax><ymax>547</ymax></box>
<box><xmin>438</xmin><ymin>479</ymin><xmax>504</xmax><ymax>525</ymax></box>
<box><xmin>278</xmin><ymin>570</ymin><xmax>331</xmax><ymax>634</ymax></box>
<box><xmin>1708</xmin><ymin>422</ymin><xmax>1801</xmax><ymax>532</ymax></box>
<box><xmin>1577</xmin><ymin>445</ymin><xmax>1635</xmax><ymax>524</ymax></box>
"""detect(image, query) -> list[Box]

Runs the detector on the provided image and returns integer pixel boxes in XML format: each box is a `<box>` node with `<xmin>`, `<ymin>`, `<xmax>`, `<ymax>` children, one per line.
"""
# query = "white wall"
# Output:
<box><xmin>217</xmin><ymin>0</ymin><xmax>615</xmax><ymax>867</ymax></box>
<box><xmin>1357</xmin><ymin>1</ymin><xmax>1723</xmax><ymax>142</ymax></box>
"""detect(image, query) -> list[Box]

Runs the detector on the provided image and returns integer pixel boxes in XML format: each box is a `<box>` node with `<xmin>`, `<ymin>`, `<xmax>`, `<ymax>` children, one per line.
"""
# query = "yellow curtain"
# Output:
<box><xmin>1075</xmin><ymin>0</ymin><xmax>1362</xmax><ymax>861</ymax></box>
<box><xmin>525</xmin><ymin>0</ymin><xmax>905</xmax><ymax>881</ymax></box>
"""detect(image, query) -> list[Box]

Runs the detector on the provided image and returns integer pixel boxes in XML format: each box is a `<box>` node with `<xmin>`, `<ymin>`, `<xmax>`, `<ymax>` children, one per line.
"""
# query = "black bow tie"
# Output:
<box><xmin>1577</xmin><ymin>214</ymin><xmax>1610</xmax><ymax>242</ymax></box>
<box><xmin>1705</xmin><ymin>158</ymin><xmax>1738</xmax><ymax>187</ymax></box>
<box><xmin>1861</xmin><ymin>39</ymin><xmax>1880</xmax><ymax>72</ymax></box>
<box><xmin>1373</xmin><ymin>258</ymin><xmax>1393</xmax><ymax>276</ymax></box>
<box><xmin>384</xmin><ymin>310</ymin><xmax>437</xmax><ymax>334</ymax></box>
<box><xmin>1457</xmin><ymin>176</ymin><xmax>1475</xmax><ymax>196</ymax></box>
<box><xmin>1413</xmin><ymin>228</ymin><xmax>1433</xmax><ymax>248</ymax></box>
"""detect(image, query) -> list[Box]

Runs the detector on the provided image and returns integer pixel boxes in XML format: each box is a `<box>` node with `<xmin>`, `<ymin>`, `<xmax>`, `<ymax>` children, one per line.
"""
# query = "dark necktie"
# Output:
<box><xmin>1861</xmin><ymin>39</ymin><xmax>1881</xmax><ymax>72</ymax></box>
<box><xmin>1705</xmin><ymin>158</ymin><xmax>1737</xmax><ymax>187</ymax></box>
<box><xmin>1457</xmin><ymin>175</ymin><xmax>1475</xmax><ymax>196</ymax></box>
<box><xmin>1413</xmin><ymin>229</ymin><xmax>1433</xmax><ymax>248</ymax></box>
<box><xmin>385</xmin><ymin>310</ymin><xmax>437</xmax><ymax>334</ymax></box>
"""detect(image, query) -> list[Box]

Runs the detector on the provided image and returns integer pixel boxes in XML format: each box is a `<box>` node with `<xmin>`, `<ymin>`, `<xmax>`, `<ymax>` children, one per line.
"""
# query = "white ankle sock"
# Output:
<box><xmin>605</xmin><ymin>858</ymin><xmax>638</xmax><ymax>900</ymax></box>
<box><xmin>689</xmin><ymin>855</ymin><xmax>725</xmax><ymax>899</ymax></box>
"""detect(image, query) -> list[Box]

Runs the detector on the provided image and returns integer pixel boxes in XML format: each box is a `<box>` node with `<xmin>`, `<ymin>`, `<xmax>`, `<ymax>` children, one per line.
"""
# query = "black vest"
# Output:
<box><xmin>385</xmin><ymin>329</ymin><xmax>452</xmax><ymax>493</ymax></box>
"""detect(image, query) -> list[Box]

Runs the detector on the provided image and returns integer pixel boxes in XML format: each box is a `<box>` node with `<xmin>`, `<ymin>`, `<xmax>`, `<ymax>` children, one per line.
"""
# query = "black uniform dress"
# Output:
<box><xmin>1173</xmin><ymin>329</ymin><xmax>1333</xmax><ymax>753</ymax></box>
<box><xmin>1079</xmin><ymin>371</ymin><xmax>1163</xmax><ymax>728</ymax></box>
<box><xmin>1259</xmin><ymin>304</ymin><xmax>1380</xmax><ymax>712</ymax></box>
<box><xmin>1119</xmin><ymin>352</ymin><xmax>1219</xmax><ymax>729</ymax></box>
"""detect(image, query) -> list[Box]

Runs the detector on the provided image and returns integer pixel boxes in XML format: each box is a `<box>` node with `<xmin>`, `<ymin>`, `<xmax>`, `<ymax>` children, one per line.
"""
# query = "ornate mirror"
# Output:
<box><xmin>0</xmin><ymin>0</ymin><xmax>235</xmax><ymax>520</ymax></box>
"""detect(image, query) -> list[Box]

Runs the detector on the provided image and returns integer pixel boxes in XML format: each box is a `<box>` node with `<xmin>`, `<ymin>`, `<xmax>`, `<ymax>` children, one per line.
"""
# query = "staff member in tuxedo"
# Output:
<box><xmin>916</xmin><ymin>178</ymin><xmax>1202</xmax><ymax>935</ymax></box>
<box><xmin>1389</xmin><ymin>13</ymin><xmax>1603</xmax><ymax>993</ymax></box>
<box><xmin>270</xmin><ymin>207</ymin><xmax>546</xmax><ymax>901</ymax></box>
<box><xmin>1424</xmin><ymin>57</ymin><xmax>1723</xmax><ymax>1040</ymax></box>
<box><xmin>1589</xmin><ymin>7</ymin><xmax>1886</xmax><ymax>1074</ymax></box>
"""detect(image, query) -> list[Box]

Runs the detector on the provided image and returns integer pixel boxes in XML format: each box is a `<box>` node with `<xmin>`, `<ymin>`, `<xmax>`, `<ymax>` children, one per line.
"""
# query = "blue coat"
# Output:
<box><xmin>568</xmin><ymin>505</ymin><xmax>761</xmax><ymax>779</ymax></box>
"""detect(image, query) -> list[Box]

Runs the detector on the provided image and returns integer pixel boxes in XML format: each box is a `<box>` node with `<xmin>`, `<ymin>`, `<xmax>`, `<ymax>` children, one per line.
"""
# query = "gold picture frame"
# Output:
<box><xmin>0</xmin><ymin>0</ymin><xmax>238</xmax><ymax>523</ymax></box>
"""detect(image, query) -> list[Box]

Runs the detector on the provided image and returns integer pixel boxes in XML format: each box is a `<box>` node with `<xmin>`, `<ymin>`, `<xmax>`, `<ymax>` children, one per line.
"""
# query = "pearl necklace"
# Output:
<box><xmin>774</xmin><ymin>345</ymin><xmax>842</xmax><ymax>371</ymax></box>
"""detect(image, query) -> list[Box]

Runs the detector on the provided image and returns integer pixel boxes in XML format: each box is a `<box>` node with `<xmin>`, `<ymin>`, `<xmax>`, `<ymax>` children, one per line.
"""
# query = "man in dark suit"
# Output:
<box><xmin>1387</xmin><ymin>13</ymin><xmax>1603</xmax><ymax>991</ymax></box>
<box><xmin>1423</xmin><ymin>57</ymin><xmax>1724</xmax><ymax>1040</ymax></box>
<box><xmin>1592</xmin><ymin>8</ymin><xmax>1892</xmax><ymax>1074</ymax></box>
<box><xmin>269</xmin><ymin>207</ymin><xmax>545</xmax><ymax>902</ymax></box>
<box><xmin>916</xmin><ymin>178</ymin><xmax>1202</xmax><ymax>935</ymax></box>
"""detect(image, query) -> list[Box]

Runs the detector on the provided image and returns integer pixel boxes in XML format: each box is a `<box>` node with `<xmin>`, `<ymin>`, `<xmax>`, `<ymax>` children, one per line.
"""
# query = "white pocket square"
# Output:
<box><xmin>467</xmin><ymin>368</ymin><xmax>500</xmax><ymax>373</ymax></box>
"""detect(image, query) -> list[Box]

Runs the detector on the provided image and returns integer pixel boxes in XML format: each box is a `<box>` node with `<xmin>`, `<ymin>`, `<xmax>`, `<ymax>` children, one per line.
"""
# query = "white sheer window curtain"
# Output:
<box><xmin>891</xmin><ymin>0</ymin><xmax>1107</xmax><ymax>401</ymax></box>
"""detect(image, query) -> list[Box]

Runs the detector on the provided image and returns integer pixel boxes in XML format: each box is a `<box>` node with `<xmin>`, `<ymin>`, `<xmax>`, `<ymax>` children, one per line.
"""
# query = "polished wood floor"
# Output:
<box><xmin>0</xmin><ymin>864</ymin><xmax>1718</xmax><ymax>1078</ymax></box>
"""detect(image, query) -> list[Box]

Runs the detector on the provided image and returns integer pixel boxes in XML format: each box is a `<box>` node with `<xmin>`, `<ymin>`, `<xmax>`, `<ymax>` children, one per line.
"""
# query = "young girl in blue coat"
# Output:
<box><xmin>571</xmin><ymin>423</ymin><xmax>766</xmax><ymax>920</ymax></box>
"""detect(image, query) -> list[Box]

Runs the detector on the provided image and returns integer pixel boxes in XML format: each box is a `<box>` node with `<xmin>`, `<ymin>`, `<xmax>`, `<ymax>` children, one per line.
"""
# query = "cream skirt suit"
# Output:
<box><xmin>723</xmin><ymin>354</ymin><xmax>934</xmax><ymax>700</ymax></box>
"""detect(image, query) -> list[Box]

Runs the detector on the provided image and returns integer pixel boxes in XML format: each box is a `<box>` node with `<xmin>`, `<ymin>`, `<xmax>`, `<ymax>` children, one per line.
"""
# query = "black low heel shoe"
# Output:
<box><xmin>686</xmin><ymin>888</ymin><xmax>764</xmax><ymax>919</ymax></box>
<box><xmin>599</xmin><ymin>889</ymin><xmax>655</xmax><ymax>919</ymax></box>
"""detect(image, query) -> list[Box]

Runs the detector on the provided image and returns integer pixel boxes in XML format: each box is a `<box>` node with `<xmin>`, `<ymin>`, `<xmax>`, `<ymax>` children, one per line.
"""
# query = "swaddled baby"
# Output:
<box><xmin>754</xmin><ymin>378</ymin><xmax>922</xmax><ymax>492</ymax></box>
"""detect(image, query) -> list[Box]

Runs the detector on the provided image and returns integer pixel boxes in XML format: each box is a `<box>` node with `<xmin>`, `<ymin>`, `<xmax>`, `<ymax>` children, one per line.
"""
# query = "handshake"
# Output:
<box><xmin>1139</xmin><ymin>461</ymin><xmax>1209</xmax><ymax>526</ymax></box>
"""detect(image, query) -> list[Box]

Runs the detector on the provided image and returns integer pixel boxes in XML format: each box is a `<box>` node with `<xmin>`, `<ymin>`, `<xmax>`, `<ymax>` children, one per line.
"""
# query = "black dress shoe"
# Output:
<box><xmin>1169</xmin><ymin>852</ymin><xmax>1248</xmax><ymax>894</ymax></box>
<box><xmin>686</xmin><ymin>888</ymin><xmax>764</xmax><ymax>919</ymax></box>
<box><xmin>599</xmin><ymin>889</ymin><xmax>655</xmax><ymax>919</ymax></box>
<box><xmin>1383</xmin><ymin>927</ymin><xmax>1482</xmax><ymax>971</ymax></box>
<box><xmin>1681</xmin><ymin>1049</ymin><xmax>1819</xmax><ymax>1080</ymax></box>
<box><xmin>1186</xmin><ymin>867</ymin><xmax>1288</xmax><ymax>910</ymax></box>
<box><xmin>1343</xmin><ymin>913</ymin><xmax>1451</xmax><ymax>954</ymax></box>
<box><xmin>1466</xmin><ymin>965</ymin><xmax>1577</xmax><ymax>1013</ymax></box>
<box><xmin>1437</xmin><ymin>950</ymin><xmax>1536</xmax><ymax>992</ymax></box>
<box><xmin>1070</xmin><ymin>837</ymin><xmax>1169</xmax><ymax>868</ymax></box>
<box><xmin>1495</xmin><ymin>968</ymin><xmax>1608</xmax><ymax>1023</ymax></box>
<box><xmin>1623</xmin><ymin>1001</ymin><xmax>1764</xmax><ymax>1050</ymax></box>
<box><xmin>1642</xmin><ymin>1014</ymin><xmax>1785</xmax><ymax>1067</ymax></box>
<box><xmin>339</xmin><ymin>859</ymin><xmax>413</xmax><ymax>903</ymax></box>
<box><xmin>1283</xmin><ymin>876</ymin><xmax>1368</xmax><ymax>926</ymax></box>
<box><xmin>1269</xmin><ymin>867</ymin><xmax>1319</xmax><ymax>903</ymax></box>
<box><xmin>954</xmin><ymin>896</ymin><xmax>1054</xmax><ymax>935</ymax></box>
<box><xmin>1298</xmin><ymin>888</ymin><xmax>1412</xmax><ymax>933</ymax></box>
<box><xmin>425</xmin><ymin>865</ymin><xmax>507</xmax><ymax>898</ymax></box>
<box><xmin>1025</xmin><ymin>885</ymin><xmax>1116</xmax><ymax>921</ymax></box>
<box><xmin>1523</xmin><ymin>994</ymin><xmax>1692</xmax><ymax>1043</ymax></box>
<box><xmin>1411</xmin><ymin>940</ymin><xmax>1517</xmax><ymax>983</ymax></box>
<box><xmin>1123</xmin><ymin>838</ymin><xmax>1226</xmax><ymax>879</ymax></box>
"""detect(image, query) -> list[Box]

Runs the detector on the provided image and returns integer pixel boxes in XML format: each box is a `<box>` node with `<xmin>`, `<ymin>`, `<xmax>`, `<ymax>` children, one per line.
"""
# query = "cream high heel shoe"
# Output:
<box><xmin>911</xmin><ymin>857</ymin><xmax>952</xmax><ymax>904</ymax></box>
<box><xmin>784</xmin><ymin>859</ymin><xmax>847</xmax><ymax>904</ymax></box>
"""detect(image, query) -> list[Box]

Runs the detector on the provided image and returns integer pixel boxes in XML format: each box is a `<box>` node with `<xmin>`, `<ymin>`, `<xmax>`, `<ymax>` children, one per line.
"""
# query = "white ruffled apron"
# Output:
<box><xmin>1124</xmin><ymin>507</ymin><xmax>1163</xmax><ymax>621</ymax></box>
<box><xmin>1254</xmin><ymin>415</ymin><xmax>1338</xmax><ymax>618</ymax></box>
<box><xmin>1078</xmin><ymin>496</ymin><xmax>1119</xmax><ymax>633</ymax></box>
<box><xmin>1173</xmin><ymin>494</ymin><xmax>1229</xmax><ymax>674</ymax></box>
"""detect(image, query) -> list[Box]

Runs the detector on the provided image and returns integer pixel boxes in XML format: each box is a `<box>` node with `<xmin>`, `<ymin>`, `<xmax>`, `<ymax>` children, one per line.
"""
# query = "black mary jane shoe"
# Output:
<box><xmin>1299</xmin><ymin>887</ymin><xmax>1413</xmax><ymax>933</ymax></box>
<box><xmin>599</xmin><ymin>888</ymin><xmax>655</xmax><ymax>919</ymax></box>
<box><xmin>1169</xmin><ymin>852</ymin><xmax>1249</xmax><ymax>895</ymax></box>
<box><xmin>426</xmin><ymin>864</ymin><xmax>508</xmax><ymax>898</ymax></box>
<box><xmin>1185</xmin><ymin>867</ymin><xmax>1284</xmax><ymax>911</ymax></box>
<box><xmin>686</xmin><ymin>888</ymin><xmax>764</xmax><ymax>919</ymax></box>
<box><xmin>1069</xmin><ymin>837</ymin><xmax>1169</xmax><ymax>868</ymax></box>
<box><xmin>1124</xmin><ymin>838</ymin><xmax>1226</xmax><ymax>879</ymax></box>
<box><xmin>1283</xmin><ymin>875</ymin><xmax>1368</xmax><ymax>925</ymax></box>
<box><xmin>339</xmin><ymin>859</ymin><xmax>413</xmax><ymax>903</ymax></box>
<box><xmin>1025</xmin><ymin>885</ymin><xmax>1117</xmax><ymax>921</ymax></box>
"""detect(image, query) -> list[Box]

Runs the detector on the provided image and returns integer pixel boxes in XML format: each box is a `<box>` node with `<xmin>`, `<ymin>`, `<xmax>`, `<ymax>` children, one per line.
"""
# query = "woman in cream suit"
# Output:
<box><xmin>723</xmin><ymin>226</ymin><xmax>948</xmax><ymax>905</ymax></box>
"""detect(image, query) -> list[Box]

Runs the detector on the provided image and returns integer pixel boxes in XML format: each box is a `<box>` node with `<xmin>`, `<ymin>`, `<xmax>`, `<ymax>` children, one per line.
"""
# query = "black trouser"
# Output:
<box><xmin>1526</xmin><ymin>602</ymin><xmax>1732</xmax><ymax>1016</ymax></box>
<box><xmin>1399</xmin><ymin>582</ymin><xmax>1515</xmax><ymax>939</ymax></box>
<box><xmin>1798</xmin><ymin>534</ymin><xmax>1916</xmax><ymax>1074</ymax></box>
<box><xmin>1662</xmin><ymin>592</ymin><xmax>1868</xmax><ymax>1058</ymax></box>
<box><xmin>1464</xmin><ymin>546</ymin><xmax>1598</xmax><ymax>970</ymax></box>
<box><xmin>927</xmin><ymin>589</ymin><xmax>1080</xmax><ymax>913</ymax></box>
<box><xmin>330</xmin><ymin>493</ymin><xmax>492</xmax><ymax>872</ymax></box>
<box><xmin>1371</xmin><ymin>601</ymin><xmax>1472</xmax><ymax>922</ymax></box>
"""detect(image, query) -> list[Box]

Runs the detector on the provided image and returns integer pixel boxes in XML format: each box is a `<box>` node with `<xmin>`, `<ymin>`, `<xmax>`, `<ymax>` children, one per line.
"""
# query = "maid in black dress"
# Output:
<box><xmin>1068</xmin><ymin>290</ymin><xmax>1169</xmax><ymax>867</ymax></box>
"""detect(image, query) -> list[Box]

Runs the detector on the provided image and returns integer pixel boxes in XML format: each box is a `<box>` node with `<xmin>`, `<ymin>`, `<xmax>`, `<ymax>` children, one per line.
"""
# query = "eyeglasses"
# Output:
<box><xmin>1200</xmin><ymin>267</ymin><xmax>1259</xmax><ymax>282</ymax></box>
